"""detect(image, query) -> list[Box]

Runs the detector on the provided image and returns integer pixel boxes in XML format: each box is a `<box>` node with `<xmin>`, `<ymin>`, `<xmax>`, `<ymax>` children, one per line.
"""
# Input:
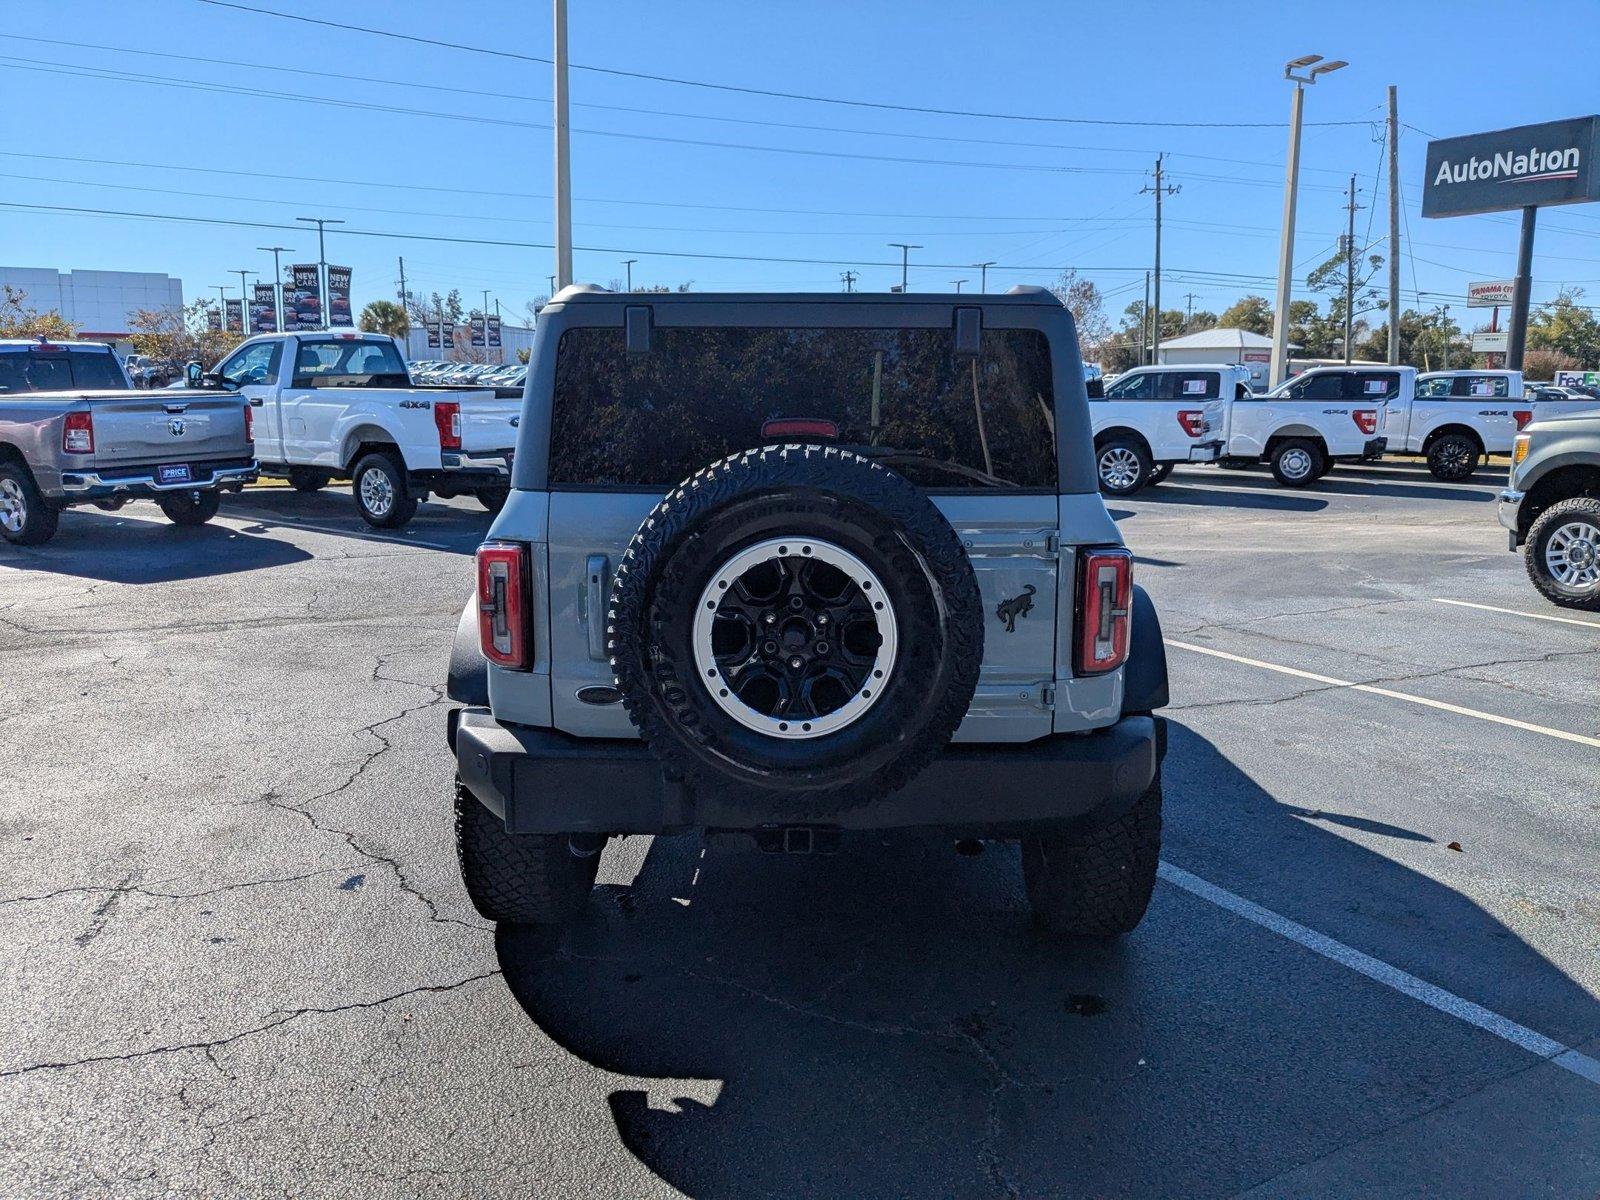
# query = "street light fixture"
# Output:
<box><xmin>888</xmin><ymin>243</ymin><xmax>922</xmax><ymax>293</ymax></box>
<box><xmin>257</xmin><ymin>245</ymin><xmax>293</xmax><ymax>332</ymax></box>
<box><xmin>1269</xmin><ymin>53</ymin><xmax>1347</xmax><ymax>388</ymax></box>
<box><xmin>296</xmin><ymin>216</ymin><xmax>345</xmax><ymax>330</ymax></box>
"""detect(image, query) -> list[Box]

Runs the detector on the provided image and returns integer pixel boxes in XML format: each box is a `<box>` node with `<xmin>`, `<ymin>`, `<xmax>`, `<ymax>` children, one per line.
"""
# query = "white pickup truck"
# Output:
<box><xmin>1379</xmin><ymin>368</ymin><xmax>1533</xmax><ymax>481</ymax></box>
<box><xmin>1088</xmin><ymin>364</ymin><xmax>1248</xmax><ymax>494</ymax></box>
<box><xmin>201</xmin><ymin>331</ymin><xmax>520</xmax><ymax>528</ymax></box>
<box><xmin>1199</xmin><ymin>364</ymin><xmax>1390</xmax><ymax>487</ymax></box>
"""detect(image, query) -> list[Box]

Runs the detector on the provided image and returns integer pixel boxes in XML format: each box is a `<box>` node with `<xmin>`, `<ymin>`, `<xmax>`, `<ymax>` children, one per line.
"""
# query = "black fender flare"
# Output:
<box><xmin>446</xmin><ymin>594</ymin><xmax>488</xmax><ymax>706</ymax></box>
<box><xmin>1121</xmin><ymin>584</ymin><xmax>1168</xmax><ymax>714</ymax></box>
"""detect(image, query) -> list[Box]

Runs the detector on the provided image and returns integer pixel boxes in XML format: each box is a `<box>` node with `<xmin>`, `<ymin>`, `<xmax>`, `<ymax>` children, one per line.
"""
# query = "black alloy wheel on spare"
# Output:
<box><xmin>607</xmin><ymin>445</ymin><xmax>985</xmax><ymax>818</ymax></box>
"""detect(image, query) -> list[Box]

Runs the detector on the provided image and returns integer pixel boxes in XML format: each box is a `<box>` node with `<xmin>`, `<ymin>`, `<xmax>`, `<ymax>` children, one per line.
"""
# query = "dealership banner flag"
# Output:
<box><xmin>250</xmin><ymin>283</ymin><xmax>278</xmax><ymax>333</ymax></box>
<box><xmin>207</xmin><ymin>306</ymin><xmax>222</xmax><ymax>332</ymax></box>
<box><xmin>470</xmin><ymin>314</ymin><xmax>487</xmax><ymax>349</ymax></box>
<box><xmin>224</xmin><ymin>298</ymin><xmax>244</xmax><ymax>333</ymax></box>
<box><xmin>426</xmin><ymin>323</ymin><xmax>441</xmax><ymax>349</ymax></box>
<box><xmin>487</xmin><ymin>316</ymin><xmax>502</xmax><ymax>349</ymax></box>
<box><xmin>327</xmin><ymin>266</ymin><xmax>353</xmax><ymax>328</ymax></box>
<box><xmin>288</xmin><ymin>264</ymin><xmax>322</xmax><ymax>330</ymax></box>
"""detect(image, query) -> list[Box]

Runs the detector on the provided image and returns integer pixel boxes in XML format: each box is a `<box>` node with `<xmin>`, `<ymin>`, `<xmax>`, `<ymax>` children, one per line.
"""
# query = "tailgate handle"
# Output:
<box><xmin>582</xmin><ymin>554</ymin><xmax>610</xmax><ymax>661</ymax></box>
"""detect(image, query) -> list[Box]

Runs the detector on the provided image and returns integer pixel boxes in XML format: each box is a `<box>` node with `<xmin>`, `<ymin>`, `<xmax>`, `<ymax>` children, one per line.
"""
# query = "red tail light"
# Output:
<box><xmin>243</xmin><ymin>402</ymin><xmax>254</xmax><ymax>445</ymax></box>
<box><xmin>477</xmin><ymin>542</ymin><xmax>528</xmax><ymax>669</ymax></box>
<box><xmin>63</xmin><ymin>411</ymin><xmax>94</xmax><ymax>454</ymax></box>
<box><xmin>1176</xmin><ymin>409</ymin><xmax>1206</xmax><ymax>437</ymax></box>
<box><xmin>435</xmin><ymin>400</ymin><xmax>462</xmax><ymax>450</ymax></box>
<box><xmin>1514</xmin><ymin>409</ymin><xmax>1533</xmax><ymax>430</ymax></box>
<box><xmin>1352</xmin><ymin>409</ymin><xmax>1379</xmax><ymax>435</ymax></box>
<box><xmin>1075</xmin><ymin>547</ymin><xmax>1133</xmax><ymax>676</ymax></box>
<box><xmin>761</xmin><ymin>417</ymin><xmax>839</xmax><ymax>440</ymax></box>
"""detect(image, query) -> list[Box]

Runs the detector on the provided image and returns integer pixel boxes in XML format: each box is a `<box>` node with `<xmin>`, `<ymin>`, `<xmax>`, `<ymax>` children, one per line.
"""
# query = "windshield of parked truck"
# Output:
<box><xmin>0</xmin><ymin>348</ymin><xmax>126</xmax><ymax>393</ymax></box>
<box><xmin>549</xmin><ymin>325</ymin><xmax>1057</xmax><ymax>490</ymax></box>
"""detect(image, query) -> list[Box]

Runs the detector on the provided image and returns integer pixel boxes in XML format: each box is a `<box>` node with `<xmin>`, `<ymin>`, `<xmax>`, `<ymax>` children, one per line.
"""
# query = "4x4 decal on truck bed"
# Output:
<box><xmin>995</xmin><ymin>584</ymin><xmax>1036</xmax><ymax>632</ymax></box>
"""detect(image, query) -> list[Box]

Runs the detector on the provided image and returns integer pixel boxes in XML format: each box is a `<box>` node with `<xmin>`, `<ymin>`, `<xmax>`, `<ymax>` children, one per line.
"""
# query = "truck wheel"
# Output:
<box><xmin>476</xmin><ymin>485</ymin><xmax>510</xmax><ymax>515</ymax></box>
<box><xmin>352</xmin><ymin>451</ymin><xmax>418</xmax><ymax>529</ymax></box>
<box><xmin>1022</xmin><ymin>775</ymin><xmax>1162</xmax><ymax>937</ymax></box>
<box><xmin>0</xmin><ymin>461</ymin><xmax>59</xmax><ymax>546</ymax></box>
<box><xmin>287</xmin><ymin>467</ymin><xmax>332</xmax><ymax>493</ymax></box>
<box><xmin>157</xmin><ymin>489</ymin><xmax>221</xmax><ymax>527</ymax></box>
<box><xmin>1147</xmin><ymin>463</ymin><xmax>1173</xmax><ymax>485</ymax></box>
<box><xmin>1095</xmin><ymin>438</ymin><xmax>1152</xmax><ymax>496</ymax></box>
<box><xmin>1269</xmin><ymin>439</ymin><xmax>1324</xmax><ymax>487</ymax></box>
<box><xmin>609</xmin><ymin>445</ymin><xmax>983</xmax><ymax>819</ymax></box>
<box><xmin>1427</xmin><ymin>434</ymin><xmax>1481</xmax><ymax>482</ymax></box>
<box><xmin>1524</xmin><ymin>497</ymin><xmax>1600</xmax><ymax>611</ymax></box>
<box><xmin>453</xmin><ymin>780</ymin><xmax>600</xmax><ymax>925</ymax></box>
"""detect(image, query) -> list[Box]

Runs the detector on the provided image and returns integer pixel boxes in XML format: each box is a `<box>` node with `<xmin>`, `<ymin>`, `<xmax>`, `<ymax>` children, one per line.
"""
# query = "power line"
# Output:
<box><xmin>192</xmin><ymin>0</ymin><xmax>1373</xmax><ymax>129</ymax></box>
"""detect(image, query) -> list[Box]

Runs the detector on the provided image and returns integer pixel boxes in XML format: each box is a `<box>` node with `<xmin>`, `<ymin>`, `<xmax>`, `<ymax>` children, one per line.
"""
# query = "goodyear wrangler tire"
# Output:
<box><xmin>608</xmin><ymin>444</ymin><xmax>984</xmax><ymax>818</ymax></box>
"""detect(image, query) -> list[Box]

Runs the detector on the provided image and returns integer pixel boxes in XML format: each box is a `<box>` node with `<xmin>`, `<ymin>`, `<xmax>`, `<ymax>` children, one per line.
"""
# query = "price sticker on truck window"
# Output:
<box><xmin>1470</xmin><ymin>381</ymin><xmax>1493</xmax><ymax>396</ymax></box>
<box><xmin>1364</xmin><ymin>380</ymin><xmax>1388</xmax><ymax>394</ymax></box>
<box><xmin>1182</xmin><ymin>378</ymin><xmax>1207</xmax><ymax>395</ymax></box>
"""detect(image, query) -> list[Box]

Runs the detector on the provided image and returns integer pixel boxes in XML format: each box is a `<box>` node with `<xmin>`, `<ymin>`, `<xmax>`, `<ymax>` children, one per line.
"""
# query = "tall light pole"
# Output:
<box><xmin>1270</xmin><ymin>54</ymin><xmax>1347</xmax><ymax>387</ymax></box>
<box><xmin>257</xmin><ymin>245</ymin><xmax>293</xmax><ymax>333</ymax></box>
<box><xmin>210</xmin><ymin>285</ymin><xmax>229</xmax><ymax>332</ymax></box>
<box><xmin>621</xmin><ymin>259</ymin><xmax>636</xmax><ymax>291</ymax></box>
<box><xmin>232</xmin><ymin>269</ymin><xmax>256</xmax><ymax>332</ymax></box>
<box><xmin>888</xmin><ymin>243</ymin><xmax>921</xmax><ymax>293</ymax></box>
<box><xmin>975</xmin><ymin>261</ymin><xmax>996</xmax><ymax>293</ymax></box>
<box><xmin>950</xmin><ymin>279</ymin><xmax>968</xmax><ymax>293</ymax></box>
<box><xmin>296</xmin><ymin>216</ymin><xmax>345</xmax><ymax>330</ymax></box>
<box><xmin>553</xmin><ymin>0</ymin><xmax>573</xmax><ymax>290</ymax></box>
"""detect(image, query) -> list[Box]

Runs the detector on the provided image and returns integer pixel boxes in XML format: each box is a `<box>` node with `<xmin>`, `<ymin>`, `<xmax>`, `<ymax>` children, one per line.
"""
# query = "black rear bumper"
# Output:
<box><xmin>449</xmin><ymin>708</ymin><xmax>1165</xmax><ymax>836</ymax></box>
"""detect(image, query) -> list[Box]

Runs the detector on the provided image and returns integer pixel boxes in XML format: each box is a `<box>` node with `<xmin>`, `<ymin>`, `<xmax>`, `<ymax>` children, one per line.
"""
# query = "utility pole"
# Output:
<box><xmin>951</xmin><ymin>279</ymin><xmax>968</xmax><ymax>293</ymax></box>
<box><xmin>257</xmin><ymin>245</ymin><xmax>293</xmax><ymax>333</ymax></box>
<box><xmin>1271</xmin><ymin>54</ymin><xmax>1348</xmax><ymax>387</ymax></box>
<box><xmin>1141</xmin><ymin>154</ymin><xmax>1180</xmax><ymax>362</ymax></box>
<box><xmin>232</xmin><ymin>269</ymin><xmax>255</xmax><ymax>330</ymax></box>
<box><xmin>1182</xmin><ymin>291</ymin><xmax>1198</xmax><ymax>331</ymax></box>
<box><xmin>1142</xmin><ymin>271</ymin><xmax>1151</xmax><ymax>365</ymax></box>
<box><xmin>840</xmin><ymin>270</ymin><xmax>857</xmax><ymax>292</ymax></box>
<box><xmin>553</xmin><ymin>0</ymin><xmax>573</xmax><ymax>290</ymax></box>
<box><xmin>974</xmin><ymin>261</ymin><xmax>996</xmax><ymax>293</ymax></box>
<box><xmin>1441</xmin><ymin>305</ymin><xmax>1451</xmax><ymax>370</ymax></box>
<box><xmin>888</xmin><ymin>243</ymin><xmax>921</xmax><ymax>292</ymax></box>
<box><xmin>295</xmin><ymin>216</ymin><xmax>344</xmax><ymax>330</ymax></box>
<box><xmin>397</xmin><ymin>256</ymin><xmax>409</xmax><ymax>312</ymax></box>
<box><xmin>621</xmin><ymin>259</ymin><xmax>636</xmax><ymax>291</ymax></box>
<box><xmin>548</xmin><ymin>275</ymin><xmax>556</xmax><ymax>296</ymax></box>
<box><xmin>1343</xmin><ymin>173</ymin><xmax>1359</xmax><ymax>364</ymax></box>
<box><xmin>1386</xmin><ymin>85</ymin><xmax>1400</xmax><ymax>365</ymax></box>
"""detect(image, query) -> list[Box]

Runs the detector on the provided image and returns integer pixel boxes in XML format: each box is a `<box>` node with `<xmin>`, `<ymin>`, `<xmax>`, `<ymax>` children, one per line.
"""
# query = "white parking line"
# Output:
<box><xmin>1166</xmin><ymin>639</ymin><xmax>1600</xmax><ymax>749</ymax></box>
<box><xmin>1158</xmin><ymin>862</ymin><xmax>1600</xmax><ymax>1086</ymax></box>
<box><xmin>1433</xmin><ymin>598</ymin><xmax>1600</xmax><ymax>630</ymax></box>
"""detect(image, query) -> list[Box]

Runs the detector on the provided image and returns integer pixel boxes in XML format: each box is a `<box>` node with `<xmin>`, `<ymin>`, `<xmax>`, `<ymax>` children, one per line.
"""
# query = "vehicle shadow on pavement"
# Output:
<box><xmin>1166</xmin><ymin>470</ymin><xmax>1499</xmax><ymax>506</ymax></box>
<box><xmin>223</xmin><ymin>490</ymin><xmax>487</xmax><ymax>554</ymax></box>
<box><xmin>1131</xmin><ymin>483</ymin><xmax>1330</xmax><ymax>513</ymax></box>
<box><xmin>494</xmin><ymin>724</ymin><xmax>1599</xmax><ymax>1198</ymax></box>
<box><xmin>0</xmin><ymin>511</ymin><xmax>312</xmax><ymax>581</ymax></box>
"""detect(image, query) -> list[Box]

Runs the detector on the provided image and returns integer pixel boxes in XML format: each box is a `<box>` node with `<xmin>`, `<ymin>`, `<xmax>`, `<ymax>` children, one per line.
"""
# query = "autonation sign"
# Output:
<box><xmin>1423</xmin><ymin>116</ymin><xmax>1600</xmax><ymax>217</ymax></box>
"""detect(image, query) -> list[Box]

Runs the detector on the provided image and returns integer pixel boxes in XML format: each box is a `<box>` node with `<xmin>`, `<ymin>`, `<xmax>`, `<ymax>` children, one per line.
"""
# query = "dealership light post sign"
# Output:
<box><xmin>1423</xmin><ymin>116</ymin><xmax>1600</xmax><ymax>370</ymax></box>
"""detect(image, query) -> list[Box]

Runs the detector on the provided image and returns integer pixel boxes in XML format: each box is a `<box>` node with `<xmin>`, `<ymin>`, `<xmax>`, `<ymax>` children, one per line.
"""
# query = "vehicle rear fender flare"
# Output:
<box><xmin>1264</xmin><ymin>427</ymin><xmax>1326</xmax><ymax>453</ymax></box>
<box><xmin>446</xmin><ymin>595</ymin><xmax>489</xmax><ymax>706</ymax></box>
<box><xmin>1094</xmin><ymin>426</ymin><xmax>1154</xmax><ymax>459</ymax></box>
<box><xmin>1421</xmin><ymin>423</ymin><xmax>1486</xmax><ymax>455</ymax></box>
<box><xmin>340</xmin><ymin>425</ymin><xmax>399</xmax><ymax>472</ymax></box>
<box><xmin>1121</xmin><ymin>585</ymin><xmax>1169</xmax><ymax>715</ymax></box>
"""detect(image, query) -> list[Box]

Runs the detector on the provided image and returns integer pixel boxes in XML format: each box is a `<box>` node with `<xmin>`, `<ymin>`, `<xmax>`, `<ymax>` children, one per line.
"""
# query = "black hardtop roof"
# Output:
<box><xmin>545</xmin><ymin>283</ymin><xmax>1062</xmax><ymax>308</ymax></box>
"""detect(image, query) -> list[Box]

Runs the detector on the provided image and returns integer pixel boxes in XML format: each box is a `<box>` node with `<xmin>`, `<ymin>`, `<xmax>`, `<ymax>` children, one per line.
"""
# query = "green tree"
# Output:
<box><xmin>1528</xmin><ymin>289</ymin><xmax>1600</xmax><ymax>367</ymax></box>
<box><xmin>1218</xmin><ymin>295</ymin><xmax>1273</xmax><ymax>335</ymax></box>
<box><xmin>1051</xmin><ymin>269</ymin><xmax>1109</xmax><ymax>360</ymax></box>
<box><xmin>0</xmin><ymin>285</ymin><xmax>77</xmax><ymax>339</ymax></box>
<box><xmin>1356</xmin><ymin>308</ymin><xmax>1463</xmax><ymax>370</ymax></box>
<box><xmin>359</xmin><ymin>299</ymin><xmax>409</xmax><ymax>338</ymax></box>
<box><xmin>127</xmin><ymin>301</ymin><xmax>242</xmax><ymax>368</ymax></box>
<box><xmin>1305</xmin><ymin>242</ymin><xmax>1386</xmax><ymax>356</ymax></box>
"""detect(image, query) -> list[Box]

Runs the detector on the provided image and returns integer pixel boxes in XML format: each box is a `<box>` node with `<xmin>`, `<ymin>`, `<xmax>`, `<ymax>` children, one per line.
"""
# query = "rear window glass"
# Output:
<box><xmin>1280</xmin><ymin>370</ymin><xmax>1399</xmax><ymax>401</ymax></box>
<box><xmin>0</xmin><ymin>349</ymin><xmax>125</xmax><ymax>393</ymax></box>
<box><xmin>548</xmin><ymin>326</ymin><xmax>1057</xmax><ymax>489</ymax></box>
<box><xmin>292</xmin><ymin>339</ymin><xmax>407</xmax><ymax>386</ymax></box>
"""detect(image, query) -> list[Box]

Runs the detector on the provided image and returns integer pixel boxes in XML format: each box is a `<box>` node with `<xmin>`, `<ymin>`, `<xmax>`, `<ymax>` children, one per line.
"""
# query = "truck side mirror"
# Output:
<box><xmin>184</xmin><ymin>361</ymin><xmax>204</xmax><ymax>388</ymax></box>
<box><xmin>1085</xmin><ymin>378</ymin><xmax>1105</xmax><ymax>399</ymax></box>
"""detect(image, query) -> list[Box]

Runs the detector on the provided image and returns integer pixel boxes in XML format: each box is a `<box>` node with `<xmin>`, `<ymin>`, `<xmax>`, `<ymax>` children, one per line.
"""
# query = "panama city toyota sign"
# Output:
<box><xmin>1423</xmin><ymin>116</ymin><xmax>1600</xmax><ymax>217</ymax></box>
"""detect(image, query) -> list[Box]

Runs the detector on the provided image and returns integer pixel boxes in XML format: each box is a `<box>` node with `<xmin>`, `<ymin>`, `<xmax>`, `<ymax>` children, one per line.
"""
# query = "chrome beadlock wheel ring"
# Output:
<box><xmin>692</xmin><ymin>536</ymin><xmax>898</xmax><ymax>739</ymax></box>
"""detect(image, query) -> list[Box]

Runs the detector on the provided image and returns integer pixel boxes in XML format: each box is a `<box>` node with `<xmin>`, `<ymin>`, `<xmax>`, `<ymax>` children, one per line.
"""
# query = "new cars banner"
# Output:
<box><xmin>327</xmin><ymin>266</ymin><xmax>353</xmax><ymax>327</ymax></box>
<box><xmin>207</xmin><ymin>306</ymin><xmax>223</xmax><ymax>332</ymax></box>
<box><xmin>288</xmin><ymin>264</ymin><xmax>322</xmax><ymax>331</ymax></box>
<box><xmin>224</xmin><ymin>298</ymin><xmax>244</xmax><ymax>333</ymax></box>
<box><xmin>250</xmin><ymin>283</ymin><xmax>278</xmax><ymax>334</ymax></box>
<box><xmin>487</xmin><ymin>316</ymin><xmax>502</xmax><ymax>350</ymax></box>
<box><xmin>469</xmin><ymin>314</ymin><xmax>487</xmax><ymax>349</ymax></box>
<box><xmin>426</xmin><ymin>323</ymin><xmax>441</xmax><ymax>349</ymax></box>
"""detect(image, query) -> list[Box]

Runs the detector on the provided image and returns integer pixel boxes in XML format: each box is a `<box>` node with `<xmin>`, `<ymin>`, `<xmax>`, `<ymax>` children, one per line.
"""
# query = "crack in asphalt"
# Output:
<box><xmin>0</xmin><ymin>864</ymin><xmax>367</xmax><ymax>909</ymax></box>
<box><xmin>0</xmin><ymin>970</ymin><xmax>503</xmax><ymax>1079</ymax></box>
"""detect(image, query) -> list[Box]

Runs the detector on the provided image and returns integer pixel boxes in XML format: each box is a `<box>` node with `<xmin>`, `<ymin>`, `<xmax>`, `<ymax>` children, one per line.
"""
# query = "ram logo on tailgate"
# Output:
<box><xmin>168</xmin><ymin>418</ymin><xmax>187</xmax><ymax>437</ymax></box>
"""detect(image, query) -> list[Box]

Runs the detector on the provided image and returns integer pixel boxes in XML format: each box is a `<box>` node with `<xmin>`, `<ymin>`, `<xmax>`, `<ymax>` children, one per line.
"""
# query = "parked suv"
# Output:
<box><xmin>1499</xmin><ymin>409</ymin><xmax>1600</xmax><ymax>610</ymax></box>
<box><xmin>445</xmin><ymin>286</ymin><xmax>1170</xmax><ymax>936</ymax></box>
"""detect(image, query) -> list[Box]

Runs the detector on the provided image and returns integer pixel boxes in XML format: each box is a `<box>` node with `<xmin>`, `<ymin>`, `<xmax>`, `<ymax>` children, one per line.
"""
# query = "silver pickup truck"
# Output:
<box><xmin>0</xmin><ymin>340</ymin><xmax>256</xmax><ymax>546</ymax></box>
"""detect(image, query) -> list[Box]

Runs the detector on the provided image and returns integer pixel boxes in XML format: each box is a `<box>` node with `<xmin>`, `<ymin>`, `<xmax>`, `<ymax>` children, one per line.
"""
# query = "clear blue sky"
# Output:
<box><xmin>4</xmin><ymin>0</ymin><xmax>1599</xmax><ymax>329</ymax></box>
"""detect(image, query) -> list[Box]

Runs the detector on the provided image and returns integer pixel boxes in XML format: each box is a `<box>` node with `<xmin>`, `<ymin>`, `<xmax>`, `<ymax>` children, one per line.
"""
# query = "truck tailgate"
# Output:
<box><xmin>82</xmin><ymin>391</ymin><xmax>251</xmax><ymax>468</ymax></box>
<box><xmin>452</xmin><ymin>388</ymin><xmax>521</xmax><ymax>454</ymax></box>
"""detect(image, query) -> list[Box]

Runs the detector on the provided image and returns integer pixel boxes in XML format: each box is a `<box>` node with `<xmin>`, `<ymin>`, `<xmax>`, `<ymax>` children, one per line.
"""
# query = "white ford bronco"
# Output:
<box><xmin>446</xmin><ymin>286</ymin><xmax>1170</xmax><ymax>936</ymax></box>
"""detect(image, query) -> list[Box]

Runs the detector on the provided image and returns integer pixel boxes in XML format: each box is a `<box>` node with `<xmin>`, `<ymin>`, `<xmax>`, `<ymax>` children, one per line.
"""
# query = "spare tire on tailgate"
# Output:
<box><xmin>608</xmin><ymin>444</ymin><xmax>983</xmax><ymax>818</ymax></box>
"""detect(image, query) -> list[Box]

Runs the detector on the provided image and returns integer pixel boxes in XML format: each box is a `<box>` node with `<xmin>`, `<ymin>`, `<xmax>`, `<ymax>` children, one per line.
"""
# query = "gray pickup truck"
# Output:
<box><xmin>1499</xmin><ymin>408</ymin><xmax>1600</xmax><ymax>609</ymax></box>
<box><xmin>0</xmin><ymin>340</ymin><xmax>256</xmax><ymax>546</ymax></box>
<box><xmin>445</xmin><ymin>286</ymin><xmax>1171</xmax><ymax>937</ymax></box>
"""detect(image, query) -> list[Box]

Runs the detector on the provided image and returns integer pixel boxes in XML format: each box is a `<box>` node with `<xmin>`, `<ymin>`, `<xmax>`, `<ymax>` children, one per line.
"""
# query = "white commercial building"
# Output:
<box><xmin>1156</xmin><ymin>327</ymin><xmax>1276</xmax><ymax>388</ymax></box>
<box><xmin>0</xmin><ymin>265</ymin><xmax>184</xmax><ymax>350</ymax></box>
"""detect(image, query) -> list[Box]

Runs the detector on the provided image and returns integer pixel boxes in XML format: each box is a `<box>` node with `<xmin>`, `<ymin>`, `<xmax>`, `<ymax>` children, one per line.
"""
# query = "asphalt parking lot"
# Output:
<box><xmin>2</xmin><ymin>460</ymin><xmax>1597</xmax><ymax>1198</ymax></box>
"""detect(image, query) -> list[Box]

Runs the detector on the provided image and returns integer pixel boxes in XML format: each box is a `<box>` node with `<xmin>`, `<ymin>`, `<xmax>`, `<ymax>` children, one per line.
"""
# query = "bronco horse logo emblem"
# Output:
<box><xmin>994</xmin><ymin>584</ymin><xmax>1036</xmax><ymax>633</ymax></box>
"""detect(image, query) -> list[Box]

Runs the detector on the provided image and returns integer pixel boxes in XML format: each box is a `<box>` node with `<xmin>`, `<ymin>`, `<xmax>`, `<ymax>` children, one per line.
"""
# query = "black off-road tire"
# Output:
<box><xmin>1524</xmin><ymin>497</ymin><xmax>1600</xmax><ymax>611</ymax></box>
<box><xmin>0</xmin><ymin>460</ymin><xmax>59</xmax><ymax>546</ymax></box>
<box><xmin>1022</xmin><ymin>776</ymin><xmax>1163</xmax><ymax>937</ymax></box>
<box><xmin>608</xmin><ymin>444</ymin><xmax>983</xmax><ymax>819</ymax></box>
<box><xmin>1095</xmin><ymin>436</ymin><xmax>1153</xmax><ymax>496</ymax></box>
<box><xmin>157</xmin><ymin>489</ymin><xmax>221</xmax><ymax>527</ymax></box>
<box><xmin>1147</xmin><ymin>463</ymin><xmax>1173</xmax><ymax>485</ymax></box>
<box><xmin>1269</xmin><ymin>439</ymin><xmax>1325</xmax><ymax>488</ymax></box>
<box><xmin>287</xmin><ymin>467</ymin><xmax>332</xmax><ymax>493</ymax></box>
<box><xmin>352</xmin><ymin>451</ymin><xmax>418</xmax><ymax>529</ymax></box>
<box><xmin>1427</xmin><ymin>433</ymin><xmax>1481</xmax><ymax>482</ymax></box>
<box><xmin>476</xmin><ymin>485</ymin><xmax>510</xmax><ymax>515</ymax></box>
<box><xmin>453</xmin><ymin>779</ymin><xmax>600</xmax><ymax>925</ymax></box>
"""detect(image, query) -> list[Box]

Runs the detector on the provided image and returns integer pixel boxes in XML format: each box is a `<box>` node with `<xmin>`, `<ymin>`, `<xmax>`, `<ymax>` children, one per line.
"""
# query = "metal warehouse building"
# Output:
<box><xmin>0</xmin><ymin>265</ymin><xmax>184</xmax><ymax>350</ymax></box>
